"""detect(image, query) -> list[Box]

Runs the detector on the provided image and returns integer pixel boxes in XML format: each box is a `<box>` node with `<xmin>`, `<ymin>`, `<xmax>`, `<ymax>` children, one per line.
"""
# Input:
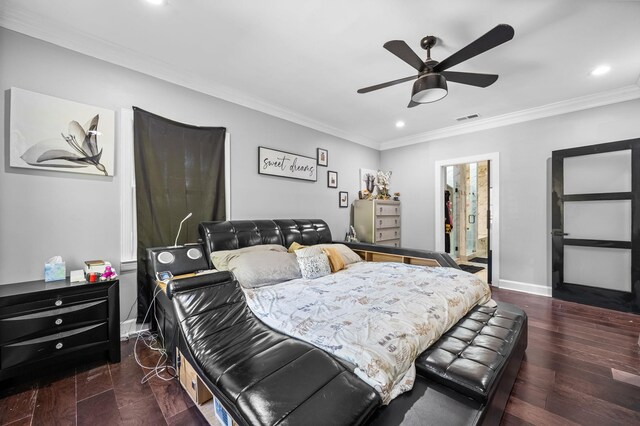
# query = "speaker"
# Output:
<box><xmin>157</xmin><ymin>251</ymin><xmax>175</xmax><ymax>265</ymax></box>
<box><xmin>147</xmin><ymin>244</ymin><xmax>210</xmax><ymax>277</ymax></box>
<box><xmin>187</xmin><ymin>248</ymin><xmax>203</xmax><ymax>260</ymax></box>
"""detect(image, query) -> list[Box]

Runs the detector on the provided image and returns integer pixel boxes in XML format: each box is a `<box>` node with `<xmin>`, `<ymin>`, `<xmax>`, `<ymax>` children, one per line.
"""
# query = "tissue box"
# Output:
<box><xmin>44</xmin><ymin>261</ymin><xmax>66</xmax><ymax>282</ymax></box>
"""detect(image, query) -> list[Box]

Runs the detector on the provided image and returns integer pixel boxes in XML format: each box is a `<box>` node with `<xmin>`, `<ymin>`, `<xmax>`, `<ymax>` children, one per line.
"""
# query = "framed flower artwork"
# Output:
<box><xmin>9</xmin><ymin>87</ymin><xmax>115</xmax><ymax>176</ymax></box>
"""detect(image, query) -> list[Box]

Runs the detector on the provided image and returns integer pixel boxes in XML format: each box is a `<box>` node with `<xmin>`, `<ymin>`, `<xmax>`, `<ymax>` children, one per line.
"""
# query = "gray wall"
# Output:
<box><xmin>380</xmin><ymin>99</ymin><xmax>640</xmax><ymax>288</ymax></box>
<box><xmin>0</xmin><ymin>28</ymin><xmax>379</xmax><ymax>321</ymax></box>
<box><xmin>4</xmin><ymin>25</ymin><xmax>637</xmax><ymax>306</ymax></box>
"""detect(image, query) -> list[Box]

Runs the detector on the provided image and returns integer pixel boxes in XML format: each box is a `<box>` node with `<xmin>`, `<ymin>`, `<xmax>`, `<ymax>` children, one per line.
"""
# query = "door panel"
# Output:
<box><xmin>564</xmin><ymin>200</ymin><xmax>631</xmax><ymax>241</ymax></box>
<box><xmin>466</xmin><ymin>163</ymin><xmax>478</xmax><ymax>255</ymax></box>
<box><xmin>552</xmin><ymin>139</ymin><xmax>640</xmax><ymax>313</ymax></box>
<box><xmin>564</xmin><ymin>246</ymin><xmax>632</xmax><ymax>292</ymax></box>
<box><xmin>564</xmin><ymin>149</ymin><xmax>632</xmax><ymax>194</ymax></box>
<box><xmin>486</xmin><ymin>161</ymin><xmax>491</xmax><ymax>284</ymax></box>
<box><xmin>445</xmin><ymin>166</ymin><xmax>458</xmax><ymax>258</ymax></box>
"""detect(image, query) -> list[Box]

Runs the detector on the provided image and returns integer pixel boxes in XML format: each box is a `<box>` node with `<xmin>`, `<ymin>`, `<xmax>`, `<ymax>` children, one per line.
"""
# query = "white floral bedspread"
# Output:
<box><xmin>243</xmin><ymin>262</ymin><xmax>491</xmax><ymax>404</ymax></box>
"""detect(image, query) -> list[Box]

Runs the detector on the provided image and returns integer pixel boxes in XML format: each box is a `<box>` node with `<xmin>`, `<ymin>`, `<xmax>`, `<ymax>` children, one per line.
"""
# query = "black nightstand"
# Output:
<box><xmin>0</xmin><ymin>277</ymin><xmax>120</xmax><ymax>382</ymax></box>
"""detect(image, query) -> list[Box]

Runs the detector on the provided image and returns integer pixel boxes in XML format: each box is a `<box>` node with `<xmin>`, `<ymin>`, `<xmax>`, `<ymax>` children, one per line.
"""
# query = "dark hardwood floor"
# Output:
<box><xmin>491</xmin><ymin>288</ymin><xmax>640</xmax><ymax>426</ymax></box>
<box><xmin>0</xmin><ymin>338</ymin><xmax>207</xmax><ymax>426</ymax></box>
<box><xmin>1</xmin><ymin>287</ymin><xmax>638</xmax><ymax>425</ymax></box>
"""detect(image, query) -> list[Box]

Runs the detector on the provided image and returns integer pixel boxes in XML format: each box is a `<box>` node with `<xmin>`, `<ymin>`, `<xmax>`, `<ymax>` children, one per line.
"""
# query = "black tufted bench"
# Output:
<box><xmin>415</xmin><ymin>302</ymin><xmax>527</xmax><ymax>404</ymax></box>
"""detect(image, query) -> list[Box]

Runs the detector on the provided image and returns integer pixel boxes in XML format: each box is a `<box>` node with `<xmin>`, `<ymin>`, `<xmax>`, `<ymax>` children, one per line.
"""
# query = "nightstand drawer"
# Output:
<box><xmin>376</xmin><ymin>228</ymin><xmax>400</xmax><ymax>242</ymax></box>
<box><xmin>0</xmin><ymin>289</ymin><xmax>108</xmax><ymax>318</ymax></box>
<box><xmin>376</xmin><ymin>216</ymin><xmax>400</xmax><ymax>229</ymax></box>
<box><xmin>0</xmin><ymin>299</ymin><xmax>108</xmax><ymax>344</ymax></box>
<box><xmin>1</xmin><ymin>322</ymin><xmax>108</xmax><ymax>369</ymax></box>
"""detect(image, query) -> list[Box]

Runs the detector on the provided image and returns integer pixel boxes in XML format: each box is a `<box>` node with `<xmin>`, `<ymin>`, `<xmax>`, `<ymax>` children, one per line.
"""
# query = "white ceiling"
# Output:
<box><xmin>2</xmin><ymin>0</ymin><xmax>640</xmax><ymax>150</ymax></box>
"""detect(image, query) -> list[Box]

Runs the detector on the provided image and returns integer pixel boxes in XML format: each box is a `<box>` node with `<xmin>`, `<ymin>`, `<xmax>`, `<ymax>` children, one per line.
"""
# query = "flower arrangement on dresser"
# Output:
<box><xmin>360</xmin><ymin>170</ymin><xmax>394</xmax><ymax>200</ymax></box>
<box><xmin>375</xmin><ymin>170</ymin><xmax>392</xmax><ymax>199</ymax></box>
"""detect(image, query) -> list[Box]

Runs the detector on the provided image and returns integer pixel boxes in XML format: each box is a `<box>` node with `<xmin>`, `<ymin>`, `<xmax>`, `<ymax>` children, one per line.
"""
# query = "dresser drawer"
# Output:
<box><xmin>376</xmin><ymin>228</ymin><xmax>400</xmax><ymax>242</ymax></box>
<box><xmin>376</xmin><ymin>216</ymin><xmax>400</xmax><ymax>229</ymax></box>
<box><xmin>1</xmin><ymin>322</ymin><xmax>108</xmax><ymax>369</ymax></box>
<box><xmin>376</xmin><ymin>204</ymin><xmax>400</xmax><ymax>216</ymax></box>
<box><xmin>377</xmin><ymin>239</ymin><xmax>401</xmax><ymax>248</ymax></box>
<box><xmin>0</xmin><ymin>300</ymin><xmax>107</xmax><ymax>344</ymax></box>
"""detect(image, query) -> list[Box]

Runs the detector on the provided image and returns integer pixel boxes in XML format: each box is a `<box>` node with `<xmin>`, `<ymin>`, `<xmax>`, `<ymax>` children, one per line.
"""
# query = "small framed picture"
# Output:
<box><xmin>339</xmin><ymin>191</ymin><xmax>348</xmax><ymax>208</ymax></box>
<box><xmin>317</xmin><ymin>148</ymin><xmax>328</xmax><ymax>167</ymax></box>
<box><xmin>327</xmin><ymin>170</ymin><xmax>338</xmax><ymax>188</ymax></box>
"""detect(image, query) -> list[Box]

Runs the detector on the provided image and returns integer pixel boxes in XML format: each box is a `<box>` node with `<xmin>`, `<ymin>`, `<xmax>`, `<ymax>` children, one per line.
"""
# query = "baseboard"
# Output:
<box><xmin>120</xmin><ymin>318</ymin><xmax>149</xmax><ymax>338</ymax></box>
<box><xmin>498</xmin><ymin>279</ymin><xmax>552</xmax><ymax>297</ymax></box>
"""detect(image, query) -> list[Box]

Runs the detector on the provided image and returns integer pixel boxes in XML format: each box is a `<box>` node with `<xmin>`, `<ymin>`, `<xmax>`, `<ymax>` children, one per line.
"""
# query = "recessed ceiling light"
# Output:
<box><xmin>591</xmin><ymin>65</ymin><xmax>611</xmax><ymax>76</ymax></box>
<box><xmin>395</xmin><ymin>121</ymin><xmax>405</xmax><ymax>128</ymax></box>
<box><xmin>145</xmin><ymin>0</ymin><xmax>167</xmax><ymax>5</ymax></box>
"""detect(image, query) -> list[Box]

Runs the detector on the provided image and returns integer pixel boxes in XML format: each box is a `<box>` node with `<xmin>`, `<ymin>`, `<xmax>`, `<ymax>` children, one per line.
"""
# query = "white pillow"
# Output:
<box><xmin>211</xmin><ymin>244</ymin><xmax>286</xmax><ymax>271</ymax></box>
<box><xmin>296</xmin><ymin>253</ymin><xmax>332</xmax><ymax>279</ymax></box>
<box><xmin>228</xmin><ymin>251</ymin><xmax>301</xmax><ymax>288</ymax></box>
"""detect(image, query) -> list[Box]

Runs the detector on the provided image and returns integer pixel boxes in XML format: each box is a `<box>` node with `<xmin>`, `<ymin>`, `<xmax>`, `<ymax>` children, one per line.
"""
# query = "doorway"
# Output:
<box><xmin>435</xmin><ymin>153</ymin><xmax>500</xmax><ymax>285</ymax></box>
<box><xmin>445</xmin><ymin>161</ymin><xmax>490</xmax><ymax>281</ymax></box>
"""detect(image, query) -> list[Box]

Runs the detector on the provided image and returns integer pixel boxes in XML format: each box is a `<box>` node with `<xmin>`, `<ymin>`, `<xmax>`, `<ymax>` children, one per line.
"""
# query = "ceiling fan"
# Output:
<box><xmin>357</xmin><ymin>24</ymin><xmax>515</xmax><ymax>107</ymax></box>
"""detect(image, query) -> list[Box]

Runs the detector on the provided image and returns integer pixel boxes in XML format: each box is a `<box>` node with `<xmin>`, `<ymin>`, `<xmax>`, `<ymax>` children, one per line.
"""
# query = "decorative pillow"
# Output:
<box><xmin>211</xmin><ymin>244</ymin><xmax>287</xmax><ymax>271</ymax></box>
<box><xmin>315</xmin><ymin>244</ymin><xmax>362</xmax><ymax>265</ymax></box>
<box><xmin>288</xmin><ymin>242</ymin><xmax>306</xmax><ymax>253</ymax></box>
<box><xmin>322</xmin><ymin>247</ymin><xmax>345</xmax><ymax>272</ymax></box>
<box><xmin>296</xmin><ymin>254</ymin><xmax>332</xmax><ymax>280</ymax></box>
<box><xmin>228</xmin><ymin>251</ymin><xmax>301</xmax><ymax>288</ymax></box>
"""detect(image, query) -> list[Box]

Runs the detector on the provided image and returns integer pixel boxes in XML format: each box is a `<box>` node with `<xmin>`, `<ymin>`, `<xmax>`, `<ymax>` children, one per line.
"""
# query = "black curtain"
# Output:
<box><xmin>133</xmin><ymin>107</ymin><xmax>226</xmax><ymax>322</ymax></box>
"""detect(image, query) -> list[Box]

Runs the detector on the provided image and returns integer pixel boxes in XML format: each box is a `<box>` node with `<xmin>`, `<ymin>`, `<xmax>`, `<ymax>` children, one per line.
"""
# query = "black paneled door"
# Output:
<box><xmin>551</xmin><ymin>138</ymin><xmax>640</xmax><ymax>313</ymax></box>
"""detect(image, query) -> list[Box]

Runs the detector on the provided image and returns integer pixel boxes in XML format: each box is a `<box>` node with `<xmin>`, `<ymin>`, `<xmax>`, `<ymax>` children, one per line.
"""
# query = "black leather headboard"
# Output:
<box><xmin>198</xmin><ymin>219</ymin><xmax>332</xmax><ymax>261</ymax></box>
<box><xmin>273</xmin><ymin>219</ymin><xmax>332</xmax><ymax>247</ymax></box>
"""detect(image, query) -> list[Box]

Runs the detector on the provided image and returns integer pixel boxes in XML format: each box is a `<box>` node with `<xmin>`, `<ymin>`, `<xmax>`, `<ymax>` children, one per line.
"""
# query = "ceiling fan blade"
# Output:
<box><xmin>441</xmin><ymin>71</ymin><xmax>498</xmax><ymax>88</ymax></box>
<box><xmin>357</xmin><ymin>75</ymin><xmax>419</xmax><ymax>94</ymax></box>
<box><xmin>433</xmin><ymin>24</ymin><xmax>514</xmax><ymax>73</ymax></box>
<box><xmin>408</xmin><ymin>100</ymin><xmax>420</xmax><ymax>108</ymax></box>
<box><xmin>383</xmin><ymin>40</ymin><xmax>426</xmax><ymax>72</ymax></box>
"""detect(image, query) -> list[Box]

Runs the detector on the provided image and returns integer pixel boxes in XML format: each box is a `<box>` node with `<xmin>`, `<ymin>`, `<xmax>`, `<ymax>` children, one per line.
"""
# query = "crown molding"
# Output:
<box><xmin>3</xmin><ymin>4</ymin><xmax>639</xmax><ymax>154</ymax></box>
<box><xmin>380</xmin><ymin>84</ymin><xmax>640</xmax><ymax>151</ymax></box>
<box><xmin>0</xmin><ymin>5</ymin><xmax>380</xmax><ymax>150</ymax></box>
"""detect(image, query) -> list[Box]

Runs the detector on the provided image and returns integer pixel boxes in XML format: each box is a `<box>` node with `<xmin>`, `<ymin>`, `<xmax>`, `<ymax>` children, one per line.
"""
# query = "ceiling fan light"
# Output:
<box><xmin>411</xmin><ymin>73</ymin><xmax>448</xmax><ymax>103</ymax></box>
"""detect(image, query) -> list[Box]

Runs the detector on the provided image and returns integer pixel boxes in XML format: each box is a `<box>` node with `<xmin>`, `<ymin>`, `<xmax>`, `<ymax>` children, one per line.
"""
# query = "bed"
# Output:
<box><xmin>149</xmin><ymin>219</ymin><xmax>527</xmax><ymax>425</ymax></box>
<box><xmin>243</xmin><ymin>260</ymin><xmax>491</xmax><ymax>404</ymax></box>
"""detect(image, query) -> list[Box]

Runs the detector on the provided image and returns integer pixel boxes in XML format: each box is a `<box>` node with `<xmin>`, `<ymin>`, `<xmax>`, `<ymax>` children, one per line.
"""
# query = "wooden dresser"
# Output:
<box><xmin>353</xmin><ymin>199</ymin><xmax>401</xmax><ymax>247</ymax></box>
